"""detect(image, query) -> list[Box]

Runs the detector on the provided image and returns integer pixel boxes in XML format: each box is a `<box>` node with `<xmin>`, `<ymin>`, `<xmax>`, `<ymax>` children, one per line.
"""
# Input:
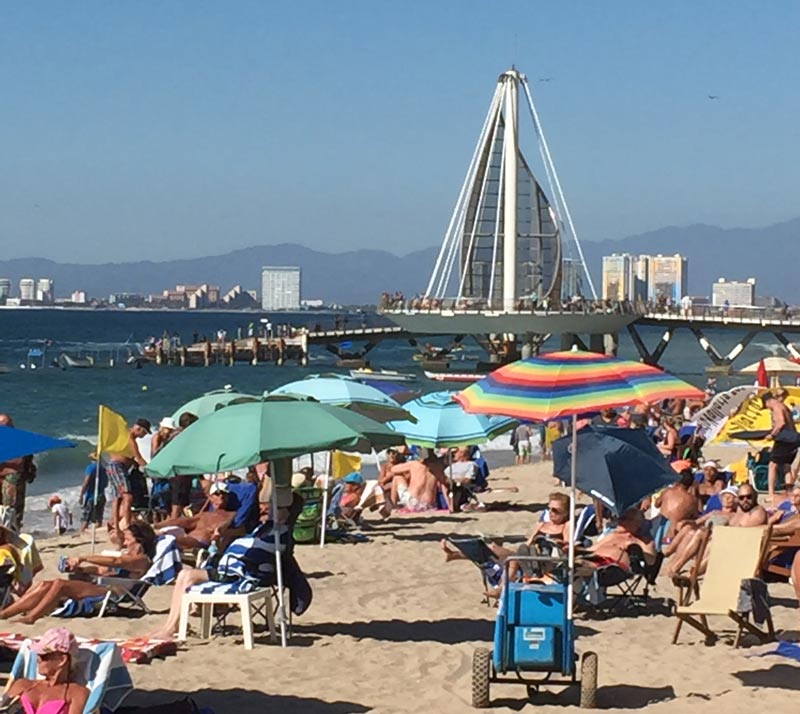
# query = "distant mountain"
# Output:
<box><xmin>579</xmin><ymin>218</ymin><xmax>800</xmax><ymax>301</ymax></box>
<box><xmin>0</xmin><ymin>217</ymin><xmax>797</xmax><ymax>304</ymax></box>
<box><xmin>0</xmin><ymin>245</ymin><xmax>439</xmax><ymax>305</ymax></box>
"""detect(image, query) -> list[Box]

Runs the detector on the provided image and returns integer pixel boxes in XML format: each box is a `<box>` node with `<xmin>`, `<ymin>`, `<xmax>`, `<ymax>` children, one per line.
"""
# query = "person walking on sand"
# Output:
<box><xmin>50</xmin><ymin>496</ymin><xmax>72</xmax><ymax>535</ymax></box>
<box><xmin>79</xmin><ymin>455</ymin><xmax>107</xmax><ymax>535</ymax></box>
<box><xmin>0</xmin><ymin>413</ymin><xmax>37</xmax><ymax>530</ymax></box>
<box><xmin>763</xmin><ymin>391</ymin><xmax>799</xmax><ymax>504</ymax></box>
<box><xmin>106</xmin><ymin>418</ymin><xmax>150</xmax><ymax>540</ymax></box>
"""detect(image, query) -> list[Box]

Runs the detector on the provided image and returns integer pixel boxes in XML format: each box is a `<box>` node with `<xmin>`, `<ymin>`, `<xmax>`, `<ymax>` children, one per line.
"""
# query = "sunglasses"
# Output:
<box><xmin>549</xmin><ymin>506</ymin><xmax>564</xmax><ymax>514</ymax></box>
<box><xmin>738</xmin><ymin>494</ymin><xmax>755</xmax><ymax>500</ymax></box>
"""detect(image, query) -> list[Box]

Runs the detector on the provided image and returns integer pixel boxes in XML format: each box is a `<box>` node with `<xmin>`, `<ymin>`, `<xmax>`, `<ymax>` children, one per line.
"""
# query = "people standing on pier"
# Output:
<box><xmin>0</xmin><ymin>413</ymin><xmax>37</xmax><ymax>529</ymax></box>
<box><xmin>106</xmin><ymin>418</ymin><xmax>150</xmax><ymax>541</ymax></box>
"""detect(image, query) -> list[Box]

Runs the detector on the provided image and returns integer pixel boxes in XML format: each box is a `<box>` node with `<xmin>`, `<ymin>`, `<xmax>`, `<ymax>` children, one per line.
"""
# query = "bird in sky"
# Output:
<box><xmin>707</xmin><ymin>94</ymin><xmax>719</xmax><ymax>100</ymax></box>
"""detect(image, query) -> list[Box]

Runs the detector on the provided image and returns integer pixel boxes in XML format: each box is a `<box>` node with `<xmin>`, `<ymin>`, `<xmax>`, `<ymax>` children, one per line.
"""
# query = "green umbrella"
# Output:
<box><xmin>170</xmin><ymin>387</ymin><xmax>258</xmax><ymax>422</ymax></box>
<box><xmin>147</xmin><ymin>397</ymin><xmax>405</xmax><ymax>477</ymax></box>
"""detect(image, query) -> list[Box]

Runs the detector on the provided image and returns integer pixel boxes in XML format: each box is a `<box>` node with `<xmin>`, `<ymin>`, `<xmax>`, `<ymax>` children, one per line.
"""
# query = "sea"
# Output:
<box><xmin>0</xmin><ymin>307</ymin><xmax>786</xmax><ymax>534</ymax></box>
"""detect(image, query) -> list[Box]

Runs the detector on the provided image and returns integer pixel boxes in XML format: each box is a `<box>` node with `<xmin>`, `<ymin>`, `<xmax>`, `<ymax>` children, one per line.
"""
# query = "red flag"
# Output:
<box><xmin>756</xmin><ymin>359</ymin><xmax>769</xmax><ymax>388</ymax></box>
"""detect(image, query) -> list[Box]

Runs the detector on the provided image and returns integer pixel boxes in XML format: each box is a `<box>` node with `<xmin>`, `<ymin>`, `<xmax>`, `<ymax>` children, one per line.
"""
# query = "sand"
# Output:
<box><xmin>5</xmin><ymin>451</ymin><xmax>798</xmax><ymax>713</ymax></box>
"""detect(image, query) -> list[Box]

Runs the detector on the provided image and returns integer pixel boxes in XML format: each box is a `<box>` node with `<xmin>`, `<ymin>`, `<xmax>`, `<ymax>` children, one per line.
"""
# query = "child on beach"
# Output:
<box><xmin>49</xmin><ymin>496</ymin><xmax>72</xmax><ymax>536</ymax></box>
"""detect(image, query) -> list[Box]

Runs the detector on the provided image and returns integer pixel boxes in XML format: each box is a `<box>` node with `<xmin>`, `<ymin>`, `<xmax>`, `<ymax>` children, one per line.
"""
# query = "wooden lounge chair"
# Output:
<box><xmin>761</xmin><ymin>531</ymin><xmax>800</xmax><ymax>580</ymax></box>
<box><xmin>673</xmin><ymin>525</ymin><xmax>774</xmax><ymax>647</ymax></box>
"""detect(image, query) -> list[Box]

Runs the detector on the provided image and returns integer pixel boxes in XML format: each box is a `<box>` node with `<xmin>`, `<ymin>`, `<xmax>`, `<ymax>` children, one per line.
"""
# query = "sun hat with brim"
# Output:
<box><xmin>159</xmin><ymin>417</ymin><xmax>176</xmax><ymax>431</ymax></box>
<box><xmin>720</xmin><ymin>486</ymin><xmax>739</xmax><ymax>497</ymax></box>
<box><xmin>31</xmin><ymin>627</ymin><xmax>79</xmax><ymax>661</ymax></box>
<box><xmin>701</xmin><ymin>460</ymin><xmax>720</xmax><ymax>470</ymax></box>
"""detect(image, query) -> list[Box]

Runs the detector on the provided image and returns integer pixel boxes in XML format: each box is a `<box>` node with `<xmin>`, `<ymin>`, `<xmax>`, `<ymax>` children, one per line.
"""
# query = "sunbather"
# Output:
<box><xmin>653</xmin><ymin>469</ymin><xmax>699</xmax><ymax>541</ymax></box>
<box><xmin>0</xmin><ymin>523</ymin><xmax>156</xmax><ymax>624</ymax></box>
<box><xmin>575</xmin><ymin>508</ymin><xmax>656</xmax><ymax>573</ymax></box>
<box><xmin>390</xmin><ymin>451</ymin><xmax>449</xmax><ymax>512</ymax></box>
<box><xmin>155</xmin><ymin>481</ymin><xmax>236</xmax><ymax>548</ymax></box>
<box><xmin>3</xmin><ymin>627</ymin><xmax>89</xmax><ymax>714</ymax></box>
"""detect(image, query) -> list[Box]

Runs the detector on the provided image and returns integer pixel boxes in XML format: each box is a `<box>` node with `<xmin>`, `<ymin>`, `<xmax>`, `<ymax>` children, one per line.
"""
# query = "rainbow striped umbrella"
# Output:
<box><xmin>454</xmin><ymin>350</ymin><xmax>704</xmax><ymax>421</ymax></box>
<box><xmin>454</xmin><ymin>350</ymin><xmax>703</xmax><ymax>623</ymax></box>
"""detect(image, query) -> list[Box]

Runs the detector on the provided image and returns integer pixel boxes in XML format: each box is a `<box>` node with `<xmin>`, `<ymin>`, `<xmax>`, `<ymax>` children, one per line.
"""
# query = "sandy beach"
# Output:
<box><xmin>4</xmin><ymin>449</ymin><xmax>798</xmax><ymax>714</ymax></box>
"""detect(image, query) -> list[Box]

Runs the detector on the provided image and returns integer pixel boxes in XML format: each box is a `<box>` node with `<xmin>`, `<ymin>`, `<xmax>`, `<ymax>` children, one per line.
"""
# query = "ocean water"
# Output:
<box><xmin>0</xmin><ymin>308</ymin><xmax>784</xmax><ymax>534</ymax></box>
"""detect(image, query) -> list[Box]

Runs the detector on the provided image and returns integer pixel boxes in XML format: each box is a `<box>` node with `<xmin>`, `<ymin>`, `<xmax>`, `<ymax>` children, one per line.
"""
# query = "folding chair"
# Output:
<box><xmin>761</xmin><ymin>531</ymin><xmax>800</xmax><ymax>580</ymax></box>
<box><xmin>444</xmin><ymin>535</ymin><xmax>503</xmax><ymax>605</ymax></box>
<box><xmin>673</xmin><ymin>525</ymin><xmax>775</xmax><ymax>647</ymax></box>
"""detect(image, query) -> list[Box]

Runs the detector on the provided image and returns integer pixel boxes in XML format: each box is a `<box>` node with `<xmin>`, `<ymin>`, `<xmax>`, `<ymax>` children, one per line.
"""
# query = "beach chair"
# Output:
<box><xmin>747</xmin><ymin>450</ymin><xmax>771</xmax><ymax>493</ymax></box>
<box><xmin>760</xmin><ymin>531</ymin><xmax>800</xmax><ymax>581</ymax></box>
<box><xmin>673</xmin><ymin>525</ymin><xmax>775</xmax><ymax>647</ymax></box>
<box><xmin>444</xmin><ymin>535</ymin><xmax>504</xmax><ymax>605</ymax></box>
<box><xmin>7</xmin><ymin>639</ymin><xmax>133</xmax><ymax>713</ymax></box>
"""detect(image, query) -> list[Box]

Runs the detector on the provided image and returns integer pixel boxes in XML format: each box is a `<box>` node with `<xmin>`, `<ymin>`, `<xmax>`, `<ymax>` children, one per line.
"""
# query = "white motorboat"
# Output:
<box><xmin>350</xmin><ymin>369</ymin><xmax>417</xmax><ymax>382</ymax></box>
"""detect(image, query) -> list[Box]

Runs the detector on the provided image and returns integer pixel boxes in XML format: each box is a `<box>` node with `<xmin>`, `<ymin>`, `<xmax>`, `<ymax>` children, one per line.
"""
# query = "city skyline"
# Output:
<box><xmin>2</xmin><ymin>3</ymin><xmax>799</xmax><ymax>264</ymax></box>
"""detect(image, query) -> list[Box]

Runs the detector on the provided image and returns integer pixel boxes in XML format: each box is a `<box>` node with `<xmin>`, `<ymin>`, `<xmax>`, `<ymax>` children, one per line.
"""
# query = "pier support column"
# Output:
<box><xmin>204</xmin><ymin>341</ymin><xmax>211</xmax><ymax>368</ymax></box>
<box><xmin>560</xmin><ymin>333</ymin><xmax>587</xmax><ymax>352</ymax></box>
<box><xmin>772</xmin><ymin>332</ymin><xmax>800</xmax><ymax>360</ymax></box>
<box><xmin>604</xmin><ymin>332</ymin><xmax>618</xmax><ymax>356</ymax></box>
<box><xmin>589</xmin><ymin>334</ymin><xmax>605</xmax><ymax>354</ymax></box>
<box><xmin>520</xmin><ymin>332</ymin><xmax>535</xmax><ymax>360</ymax></box>
<box><xmin>251</xmin><ymin>338</ymin><xmax>259</xmax><ymax>366</ymax></box>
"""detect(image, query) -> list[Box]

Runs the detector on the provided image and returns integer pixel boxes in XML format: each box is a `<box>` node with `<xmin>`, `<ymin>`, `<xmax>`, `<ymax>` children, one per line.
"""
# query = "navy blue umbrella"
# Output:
<box><xmin>552</xmin><ymin>426</ymin><xmax>677</xmax><ymax>516</ymax></box>
<box><xmin>0</xmin><ymin>426</ymin><xmax>76</xmax><ymax>462</ymax></box>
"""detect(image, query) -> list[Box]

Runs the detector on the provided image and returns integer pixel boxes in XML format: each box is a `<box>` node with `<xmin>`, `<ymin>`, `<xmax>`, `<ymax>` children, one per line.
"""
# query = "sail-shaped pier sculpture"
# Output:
<box><xmin>384</xmin><ymin>69</ymin><xmax>637</xmax><ymax>357</ymax></box>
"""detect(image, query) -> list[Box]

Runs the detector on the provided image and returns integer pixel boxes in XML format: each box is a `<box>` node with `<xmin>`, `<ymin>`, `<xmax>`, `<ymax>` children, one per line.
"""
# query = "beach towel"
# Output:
<box><xmin>755</xmin><ymin>640</ymin><xmax>800</xmax><ymax>662</ymax></box>
<box><xmin>10</xmin><ymin>639</ymin><xmax>132</xmax><ymax>712</ymax></box>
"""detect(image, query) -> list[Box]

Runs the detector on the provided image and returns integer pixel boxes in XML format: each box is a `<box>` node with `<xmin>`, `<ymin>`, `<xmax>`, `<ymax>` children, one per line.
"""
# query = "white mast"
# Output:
<box><xmin>502</xmin><ymin>69</ymin><xmax>520</xmax><ymax>311</ymax></box>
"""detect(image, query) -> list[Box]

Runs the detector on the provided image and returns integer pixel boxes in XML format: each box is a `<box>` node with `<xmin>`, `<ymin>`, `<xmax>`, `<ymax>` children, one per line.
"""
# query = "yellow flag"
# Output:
<box><xmin>331</xmin><ymin>451</ymin><xmax>362</xmax><ymax>479</ymax></box>
<box><xmin>97</xmin><ymin>405</ymin><xmax>132</xmax><ymax>456</ymax></box>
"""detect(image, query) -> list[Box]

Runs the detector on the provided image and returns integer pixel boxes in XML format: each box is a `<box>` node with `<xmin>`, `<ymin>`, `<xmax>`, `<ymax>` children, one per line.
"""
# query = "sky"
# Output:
<box><xmin>1</xmin><ymin>1</ymin><xmax>799</xmax><ymax>263</ymax></box>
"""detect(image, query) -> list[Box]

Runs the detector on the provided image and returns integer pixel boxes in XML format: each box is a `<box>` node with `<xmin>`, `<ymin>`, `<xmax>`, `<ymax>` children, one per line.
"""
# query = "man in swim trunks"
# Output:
<box><xmin>578</xmin><ymin>508</ymin><xmax>656</xmax><ymax>572</ymax></box>
<box><xmin>155</xmin><ymin>481</ymin><xmax>237</xmax><ymax>548</ymax></box>
<box><xmin>0</xmin><ymin>413</ymin><xmax>37</xmax><ymax>529</ymax></box>
<box><xmin>107</xmin><ymin>418</ymin><xmax>150</xmax><ymax>539</ymax></box>
<box><xmin>763</xmin><ymin>391</ymin><xmax>799</xmax><ymax>504</ymax></box>
<box><xmin>654</xmin><ymin>469</ymin><xmax>699</xmax><ymax>541</ymax></box>
<box><xmin>390</xmin><ymin>451</ymin><xmax>449</xmax><ymax>512</ymax></box>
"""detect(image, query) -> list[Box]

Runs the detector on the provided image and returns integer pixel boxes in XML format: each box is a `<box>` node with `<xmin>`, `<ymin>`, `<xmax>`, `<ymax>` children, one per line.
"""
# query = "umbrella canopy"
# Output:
<box><xmin>455</xmin><ymin>350</ymin><xmax>705</xmax><ymax>421</ymax></box>
<box><xmin>387</xmin><ymin>391</ymin><xmax>515</xmax><ymax>448</ymax></box>
<box><xmin>170</xmin><ymin>387</ymin><xmax>259</xmax><ymax>422</ymax></box>
<box><xmin>551</xmin><ymin>426</ymin><xmax>677</xmax><ymax>515</ymax></box>
<box><xmin>270</xmin><ymin>374</ymin><xmax>413</xmax><ymax>422</ymax></box>
<box><xmin>0</xmin><ymin>426</ymin><xmax>75</xmax><ymax>462</ymax></box>
<box><xmin>740</xmin><ymin>356</ymin><xmax>800</xmax><ymax>376</ymax></box>
<box><xmin>147</xmin><ymin>397</ymin><xmax>405</xmax><ymax>477</ymax></box>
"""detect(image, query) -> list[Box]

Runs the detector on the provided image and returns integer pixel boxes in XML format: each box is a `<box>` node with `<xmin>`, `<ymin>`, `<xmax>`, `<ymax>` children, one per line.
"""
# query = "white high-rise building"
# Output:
<box><xmin>36</xmin><ymin>278</ymin><xmax>54</xmax><ymax>303</ymax></box>
<box><xmin>261</xmin><ymin>267</ymin><xmax>301</xmax><ymax>311</ymax></box>
<box><xmin>712</xmin><ymin>277</ymin><xmax>755</xmax><ymax>307</ymax></box>
<box><xmin>0</xmin><ymin>278</ymin><xmax>10</xmax><ymax>300</ymax></box>
<box><xmin>647</xmin><ymin>254</ymin><xmax>688</xmax><ymax>303</ymax></box>
<box><xmin>19</xmin><ymin>278</ymin><xmax>35</xmax><ymax>301</ymax></box>
<box><xmin>601</xmin><ymin>254</ymin><xmax>632</xmax><ymax>301</ymax></box>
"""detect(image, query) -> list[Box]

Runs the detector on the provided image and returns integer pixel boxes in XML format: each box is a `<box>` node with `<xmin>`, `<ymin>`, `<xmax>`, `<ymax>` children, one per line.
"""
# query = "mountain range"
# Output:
<box><xmin>0</xmin><ymin>218</ymin><xmax>797</xmax><ymax>304</ymax></box>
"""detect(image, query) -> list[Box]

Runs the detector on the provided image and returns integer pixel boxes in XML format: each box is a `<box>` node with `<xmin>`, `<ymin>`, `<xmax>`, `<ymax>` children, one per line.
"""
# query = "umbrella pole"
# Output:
<box><xmin>567</xmin><ymin>414</ymin><xmax>577</xmax><ymax>621</ymax></box>
<box><xmin>271</xmin><ymin>459</ymin><xmax>287</xmax><ymax>648</ymax></box>
<box><xmin>320</xmin><ymin>451</ymin><xmax>331</xmax><ymax>548</ymax></box>
<box><xmin>91</xmin><ymin>406</ymin><xmax>103</xmax><ymax>554</ymax></box>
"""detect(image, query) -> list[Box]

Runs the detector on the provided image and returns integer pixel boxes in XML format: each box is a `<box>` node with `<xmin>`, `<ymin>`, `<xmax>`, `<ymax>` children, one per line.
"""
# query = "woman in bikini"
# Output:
<box><xmin>0</xmin><ymin>523</ymin><xmax>156</xmax><ymax>625</ymax></box>
<box><xmin>3</xmin><ymin>627</ymin><xmax>89</xmax><ymax>714</ymax></box>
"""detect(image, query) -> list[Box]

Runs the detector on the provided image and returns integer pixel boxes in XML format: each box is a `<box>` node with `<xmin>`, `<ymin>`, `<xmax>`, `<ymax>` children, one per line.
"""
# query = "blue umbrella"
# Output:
<box><xmin>0</xmin><ymin>426</ymin><xmax>76</xmax><ymax>462</ymax></box>
<box><xmin>387</xmin><ymin>391</ymin><xmax>515</xmax><ymax>448</ymax></box>
<box><xmin>551</xmin><ymin>426</ymin><xmax>677</xmax><ymax>516</ymax></box>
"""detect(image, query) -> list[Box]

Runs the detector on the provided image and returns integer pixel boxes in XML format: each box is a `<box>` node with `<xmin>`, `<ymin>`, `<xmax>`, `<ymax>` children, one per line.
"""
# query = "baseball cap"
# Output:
<box><xmin>720</xmin><ymin>486</ymin><xmax>739</xmax><ymax>497</ymax></box>
<box><xmin>701</xmin><ymin>460</ymin><xmax>720</xmax><ymax>470</ymax></box>
<box><xmin>31</xmin><ymin>627</ymin><xmax>79</xmax><ymax>660</ymax></box>
<box><xmin>135</xmin><ymin>418</ymin><xmax>152</xmax><ymax>433</ymax></box>
<box><xmin>209</xmin><ymin>481</ymin><xmax>230</xmax><ymax>496</ymax></box>
<box><xmin>342</xmin><ymin>472</ymin><xmax>364</xmax><ymax>485</ymax></box>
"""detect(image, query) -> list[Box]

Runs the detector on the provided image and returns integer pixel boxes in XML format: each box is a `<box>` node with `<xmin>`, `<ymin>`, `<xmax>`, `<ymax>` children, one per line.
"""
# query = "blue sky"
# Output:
<box><xmin>1</xmin><ymin>1</ymin><xmax>798</xmax><ymax>262</ymax></box>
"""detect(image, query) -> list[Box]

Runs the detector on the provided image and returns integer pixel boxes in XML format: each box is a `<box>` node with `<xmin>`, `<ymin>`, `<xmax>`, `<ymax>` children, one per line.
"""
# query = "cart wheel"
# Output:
<box><xmin>472</xmin><ymin>648</ymin><xmax>492</xmax><ymax>708</ymax></box>
<box><xmin>579</xmin><ymin>651</ymin><xmax>598</xmax><ymax>709</ymax></box>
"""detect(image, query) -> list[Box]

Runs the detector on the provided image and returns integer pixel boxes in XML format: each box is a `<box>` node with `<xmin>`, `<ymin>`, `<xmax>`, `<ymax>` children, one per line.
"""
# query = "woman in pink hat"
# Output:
<box><xmin>3</xmin><ymin>627</ymin><xmax>88</xmax><ymax>714</ymax></box>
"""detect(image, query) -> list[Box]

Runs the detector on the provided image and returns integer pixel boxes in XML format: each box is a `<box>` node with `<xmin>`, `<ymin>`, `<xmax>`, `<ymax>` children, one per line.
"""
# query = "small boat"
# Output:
<box><xmin>57</xmin><ymin>353</ymin><xmax>95</xmax><ymax>369</ymax></box>
<box><xmin>350</xmin><ymin>369</ymin><xmax>417</xmax><ymax>383</ymax></box>
<box><xmin>0</xmin><ymin>364</ymin><xmax>9</xmax><ymax>374</ymax></box>
<box><xmin>424</xmin><ymin>370</ymin><xmax>485</xmax><ymax>383</ymax></box>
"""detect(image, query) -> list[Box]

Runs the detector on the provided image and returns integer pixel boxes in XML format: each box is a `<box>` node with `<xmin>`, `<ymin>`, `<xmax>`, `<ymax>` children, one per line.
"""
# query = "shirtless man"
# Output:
<box><xmin>729</xmin><ymin>484</ymin><xmax>768</xmax><ymax>527</ymax></box>
<box><xmin>578</xmin><ymin>509</ymin><xmax>656</xmax><ymax>572</ymax></box>
<box><xmin>654</xmin><ymin>470</ymin><xmax>699</xmax><ymax>539</ymax></box>
<box><xmin>155</xmin><ymin>481</ymin><xmax>236</xmax><ymax>548</ymax></box>
<box><xmin>106</xmin><ymin>418</ymin><xmax>150</xmax><ymax>538</ymax></box>
<box><xmin>763</xmin><ymin>391</ymin><xmax>799</xmax><ymax>504</ymax></box>
<box><xmin>390</xmin><ymin>451</ymin><xmax>449</xmax><ymax>512</ymax></box>
<box><xmin>0</xmin><ymin>414</ymin><xmax>36</xmax><ymax>529</ymax></box>
<box><xmin>696</xmin><ymin>461</ymin><xmax>725</xmax><ymax>504</ymax></box>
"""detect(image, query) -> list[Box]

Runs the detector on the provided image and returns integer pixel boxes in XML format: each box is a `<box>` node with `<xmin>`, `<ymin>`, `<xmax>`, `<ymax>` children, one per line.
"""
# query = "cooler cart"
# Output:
<box><xmin>471</xmin><ymin>556</ymin><xmax>597</xmax><ymax>708</ymax></box>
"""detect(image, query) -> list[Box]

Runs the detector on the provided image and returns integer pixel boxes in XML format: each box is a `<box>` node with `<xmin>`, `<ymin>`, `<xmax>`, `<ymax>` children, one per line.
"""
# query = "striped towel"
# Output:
<box><xmin>143</xmin><ymin>534</ymin><xmax>182</xmax><ymax>585</ymax></box>
<box><xmin>188</xmin><ymin>532</ymin><xmax>284</xmax><ymax>596</ymax></box>
<box><xmin>11</xmin><ymin>639</ymin><xmax>133</xmax><ymax>713</ymax></box>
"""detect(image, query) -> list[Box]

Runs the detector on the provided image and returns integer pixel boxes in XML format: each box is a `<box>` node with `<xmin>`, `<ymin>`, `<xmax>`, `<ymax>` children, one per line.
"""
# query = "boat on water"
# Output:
<box><xmin>57</xmin><ymin>353</ymin><xmax>95</xmax><ymax>369</ymax></box>
<box><xmin>424</xmin><ymin>370</ymin><xmax>484</xmax><ymax>383</ymax></box>
<box><xmin>350</xmin><ymin>369</ymin><xmax>417</xmax><ymax>383</ymax></box>
<box><xmin>0</xmin><ymin>364</ymin><xmax>9</xmax><ymax>375</ymax></box>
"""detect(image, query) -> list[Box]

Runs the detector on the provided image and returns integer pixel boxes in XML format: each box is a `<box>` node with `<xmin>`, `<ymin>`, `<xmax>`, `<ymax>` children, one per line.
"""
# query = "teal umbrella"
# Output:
<box><xmin>147</xmin><ymin>397</ymin><xmax>405</xmax><ymax>477</ymax></box>
<box><xmin>270</xmin><ymin>374</ymin><xmax>414</xmax><ymax>423</ymax></box>
<box><xmin>170</xmin><ymin>387</ymin><xmax>258</xmax><ymax>421</ymax></box>
<box><xmin>387</xmin><ymin>391</ymin><xmax>515</xmax><ymax>448</ymax></box>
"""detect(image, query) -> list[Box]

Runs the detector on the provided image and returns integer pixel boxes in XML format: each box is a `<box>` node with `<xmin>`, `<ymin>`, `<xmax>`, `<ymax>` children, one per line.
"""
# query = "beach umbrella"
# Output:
<box><xmin>740</xmin><ymin>356</ymin><xmax>800</xmax><ymax>387</ymax></box>
<box><xmin>147</xmin><ymin>397</ymin><xmax>405</xmax><ymax>478</ymax></box>
<box><xmin>455</xmin><ymin>350</ymin><xmax>704</xmax><ymax>621</ymax></box>
<box><xmin>270</xmin><ymin>374</ymin><xmax>413</xmax><ymax>423</ymax></box>
<box><xmin>386</xmin><ymin>391</ymin><xmax>515</xmax><ymax>448</ymax></box>
<box><xmin>170</xmin><ymin>387</ymin><xmax>258</xmax><ymax>422</ymax></box>
<box><xmin>0</xmin><ymin>426</ymin><xmax>75</xmax><ymax>462</ymax></box>
<box><xmin>551</xmin><ymin>426</ymin><xmax>678</xmax><ymax>516</ymax></box>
